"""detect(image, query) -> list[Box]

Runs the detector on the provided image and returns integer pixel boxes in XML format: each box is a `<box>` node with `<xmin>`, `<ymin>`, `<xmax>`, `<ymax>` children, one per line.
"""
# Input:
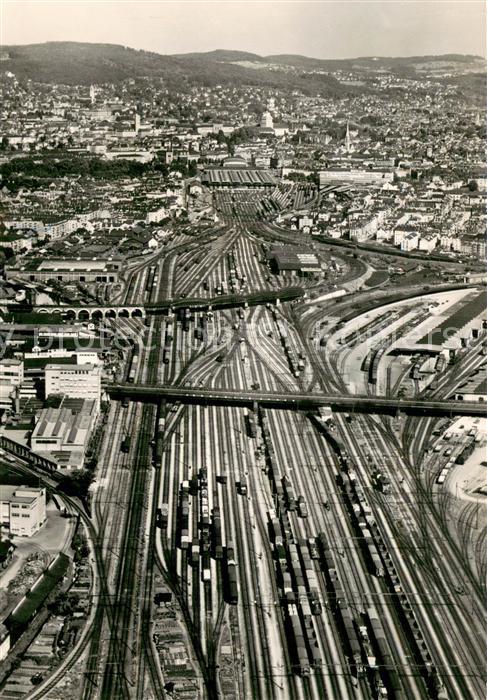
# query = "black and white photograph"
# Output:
<box><xmin>0</xmin><ymin>1</ymin><xmax>485</xmax><ymax>698</ymax></box>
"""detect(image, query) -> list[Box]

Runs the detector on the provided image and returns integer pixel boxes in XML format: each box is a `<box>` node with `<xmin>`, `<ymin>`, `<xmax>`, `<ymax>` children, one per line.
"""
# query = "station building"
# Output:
<box><xmin>202</xmin><ymin>163</ymin><xmax>278</xmax><ymax>189</ymax></box>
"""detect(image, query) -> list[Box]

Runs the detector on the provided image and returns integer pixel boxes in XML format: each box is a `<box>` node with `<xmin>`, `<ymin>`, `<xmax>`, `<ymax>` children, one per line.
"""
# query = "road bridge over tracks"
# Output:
<box><xmin>105</xmin><ymin>384</ymin><xmax>487</xmax><ymax>417</ymax></box>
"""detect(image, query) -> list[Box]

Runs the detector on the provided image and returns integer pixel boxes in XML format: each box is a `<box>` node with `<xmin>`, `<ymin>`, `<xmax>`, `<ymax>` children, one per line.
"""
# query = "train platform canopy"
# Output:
<box><xmin>202</xmin><ymin>168</ymin><xmax>278</xmax><ymax>187</ymax></box>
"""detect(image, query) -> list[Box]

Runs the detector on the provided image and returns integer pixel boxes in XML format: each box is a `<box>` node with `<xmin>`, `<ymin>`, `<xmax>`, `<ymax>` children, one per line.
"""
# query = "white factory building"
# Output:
<box><xmin>0</xmin><ymin>486</ymin><xmax>46</xmax><ymax>537</ymax></box>
<box><xmin>44</xmin><ymin>363</ymin><xmax>101</xmax><ymax>409</ymax></box>
<box><xmin>0</xmin><ymin>359</ymin><xmax>24</xmax><ymax>410</ymax></box>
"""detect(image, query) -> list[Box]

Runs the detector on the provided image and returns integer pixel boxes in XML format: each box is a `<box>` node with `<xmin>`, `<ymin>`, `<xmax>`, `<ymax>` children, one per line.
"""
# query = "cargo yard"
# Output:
<box><xmin>28</xmin><ymin>189</ymin><xmax>480</xmax><ymax>700</ymax></box>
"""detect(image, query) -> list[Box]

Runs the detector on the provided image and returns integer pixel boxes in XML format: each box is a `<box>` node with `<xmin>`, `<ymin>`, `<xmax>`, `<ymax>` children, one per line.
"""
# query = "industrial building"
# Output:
<box><xmin>0</xmin><ymin>359</ymin><xmax>24</xmax><ymax>410</ymax></box>
<box><xmin>44</xmin><ymin>362</ymin><xmax>101</xmax><ymax>408</ymax></box>
<box><xmin>417</xmin><ymin>291</ymin><xmax>487</xmax><ymax>348</ymax></box>
<box><xmin>0</xmin><ymin>486</ymin><xmax>46</xmax><ymax>537</ymax></box>
<box><xmin>5</xmin><ymin>257</ymin><xmax>123</xmax><ymax>284</ymax></box>
<box><xmin>267</xmin><ymin>246</ymin><xmax>321</xmax><ymax>276</ymax></box>
<box><xmin>31</xmin><ymin>398</ymin><xmax>98</xmax><ymax>469</ymax></box>
<box><xmin>319</xmin><ymin>168</ymin><xmax>393</xmax><ymax>186</ymax></box>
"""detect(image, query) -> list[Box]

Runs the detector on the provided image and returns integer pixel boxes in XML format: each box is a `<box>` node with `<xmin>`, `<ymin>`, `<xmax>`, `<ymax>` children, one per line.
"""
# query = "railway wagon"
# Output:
<box><xmin>120</xmin><ymin>436</ymin><xmax>131</xmax><ymax>453</ymax></box>
<box><xmin>180</xmin><ymin>528</ymin><xmax>190</xmax><ymax>549</ymax></box>
<box><xmin>201</xmin><ymin>550</ymin><xmax>211</xmax><ymax>584</ymax></box>
<box><xmin>308</xmin><ymin>538</ymin><xmax>319</xmax><ymax>560</ymax></box>
<box><xmin>154</xmin><ymin>435</ymin><xmax>164</xmax><ymax>462</ymax></box>
<box><xmin>191</xmin><ymin>538</ymin><xmax>200</xmax><ymax>566</ymax></box>
<box><xmin>243</xmin><ymin>407</ymin><xmax>257</xmax><ymax>438</ymax></box>
<box><xmin>337</xmin><ymin>602</ymin><xmax>363</xmax><ymax>674</ymax></box>
<box><xmin>226</xmin><ymin>559</ymin><xmax>238</xmax><ymax>604</ymax></box>
<box><xmin>282</xmin><ymin>476</ymin><xmax>296</xmax><ymax>511</ymax></box>
<box><xmin>211</xmin><ymin>507</ymin><xmax>222</xmax><ymax>553</ymax></box>
<box><xmin>360</xmin><ymin>527</ymin><xmax>385</xmax><ymax>577</ymax></box>
<box><xmin>236</xmin><ymin>474</ymin><xmax>248</xmax><ymax>495</ymax></box>
<box><xmin>182</xmin><ymin>308</ymin><xmax>191</xmax><ymax>332</ymax></box>
<box><xmin>127</xmin><ymin>352</ymin><xmax>139</xmax><ymax>383</ymax></box>
<box><xmin>157</xmin><ymin>503</ymin><xmax>169</xmax><ymax>528</ymax></box>
<box><xmin>434</xmin><ymin>354</ymin><xmax>445</xmax><ymax>373</ymax></box>
<box><xmin>436</xmin><ymin>468</ymin><xmax>448</xmax><ymax>485</ymax></box>
<box><xmin>287</xmin><ymin>605</ymin><xmax>311</xmax><ymax>676</ymax></box>
<box><xmin>369</xmin><ymin>347</ymin><xmax>386</xmax><ymax>385</ymax></box>
<box><xmin>268</xmin><ymin>516</ymin><xmax>282</xmax><ymax>543</ymax></box>
<box><xmin>367</xmin><ymin>608</ymin><xmax>405</xmax><ymax>698</ymax></box>
<box><xmin>455</xmin><ymin>439</ymin><xmax>475</xmax><ymax>465</ymax></box>
<box><xmin>361</xmin><ymin>351</ymin><xmax>373</xmax><ymax>373</ymax></box>
<box><xmin>297</xmin><ymin>496</ymin><xmax>308</xmax><ymax>518</ymax></box>
<box><xmin>144</xmin><ymin>265</ymin><xmax>156</xmax><ymax>293</ymax></box>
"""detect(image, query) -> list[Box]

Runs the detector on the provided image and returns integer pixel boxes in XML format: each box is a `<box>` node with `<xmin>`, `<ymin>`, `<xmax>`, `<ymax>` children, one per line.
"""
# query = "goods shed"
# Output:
<box><xmin>268</xmin><ymin>246</ymin><xmax>321</xmax><ymax>276</ymax></box>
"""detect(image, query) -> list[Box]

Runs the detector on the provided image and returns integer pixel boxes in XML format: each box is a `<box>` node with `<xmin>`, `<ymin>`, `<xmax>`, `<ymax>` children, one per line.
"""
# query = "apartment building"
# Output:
<box><xmin>0</xmin><ymin>486</ymin><xmax>46</xmax><ymax>537</ymax></box>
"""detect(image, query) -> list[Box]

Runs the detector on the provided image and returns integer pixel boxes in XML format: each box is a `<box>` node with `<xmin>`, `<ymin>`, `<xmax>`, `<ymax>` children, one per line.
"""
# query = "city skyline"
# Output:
<box><xmin>2</xmin><ymin>0</ymin><xmax>486</xmax><ymax>59</ymax></box>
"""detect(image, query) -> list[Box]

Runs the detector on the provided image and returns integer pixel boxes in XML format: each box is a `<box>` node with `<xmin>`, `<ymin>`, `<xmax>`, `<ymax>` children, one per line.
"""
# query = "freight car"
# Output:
<box><xmin>158</xmin><ymin>503</ymin><xmax>169</xmax><ymax>529</ymax></box>
<box><xmin>236</xmin><ymin>474</ymin><xmax>247</xmax><ymax>495</ymax></box>
<box><xmin>287</xmin><ymin>604</ymin><xmax>311</xmax><ymax>676</ymax></box>
<box><xmin>127</xmin><ymin>349</ymin><xmax>139</xmax><ymax>383</ymax></box>
<box><xmin>120</xmin><ymin>436</ymin><xmax>131</xmax><ymax>453</ymax></box>
<box><xmin>243</xmin><ymin>407</ymin><xmax>257</xmax><ymax>438</ymax></box>
<box><xmin>369</xmin><ymin>346</ymin><xmax>386</xmax><ymax>385</ymax></box>
<box><xmin>226</xmin><ymin>553</ymin><xmax>238</xmax><ymax>604</ymax></box>
<box><xmin>297</xmin><ymin>496</ymin><xmax>308</xmax><ymax>518</ymax></box>
<box><xmin>455</xmin><ymin>439</ymin><xmax>475</xmax><ymax>464</ymax></box>
<box><xmin>366</xmin><ymin>608</ymin><xmax>405</xmax><ymax>698</ymax></box>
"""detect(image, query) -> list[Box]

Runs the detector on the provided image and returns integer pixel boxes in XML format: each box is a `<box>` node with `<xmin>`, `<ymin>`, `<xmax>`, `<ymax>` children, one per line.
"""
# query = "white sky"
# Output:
<box><xmin>1</xmin><ymin>0</ymin><xmax>485</xmax><ymax>59</ymax></box>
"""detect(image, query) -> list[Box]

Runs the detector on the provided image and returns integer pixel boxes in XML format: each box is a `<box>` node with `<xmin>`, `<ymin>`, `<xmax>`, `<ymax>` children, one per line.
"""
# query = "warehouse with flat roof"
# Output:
<box><xmin>268</xmin><ymin>246</ymin><xmax>321</xmax><ymax>276</ymax></box>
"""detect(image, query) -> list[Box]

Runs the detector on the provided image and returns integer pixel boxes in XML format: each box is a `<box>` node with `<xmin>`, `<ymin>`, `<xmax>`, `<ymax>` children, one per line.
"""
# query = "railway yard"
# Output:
<box><xmin>16</xmin><ymin>189</ymin><xmax>486</xmax><ymax>700</ymax></box>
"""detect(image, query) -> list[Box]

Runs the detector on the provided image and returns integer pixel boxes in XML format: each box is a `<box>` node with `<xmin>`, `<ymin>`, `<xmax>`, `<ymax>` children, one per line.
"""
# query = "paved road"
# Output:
<box><xmin>106</xmin><ymin>383</ymin><xmax>487</xmax><ymax>416</ymax></box>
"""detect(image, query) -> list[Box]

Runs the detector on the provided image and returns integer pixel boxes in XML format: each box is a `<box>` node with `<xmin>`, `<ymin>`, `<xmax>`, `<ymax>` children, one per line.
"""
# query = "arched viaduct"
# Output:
<box><xmin>34</xmin><ymin>306</ymin><xmax>146</xmax><ymax>321</ymax></box>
